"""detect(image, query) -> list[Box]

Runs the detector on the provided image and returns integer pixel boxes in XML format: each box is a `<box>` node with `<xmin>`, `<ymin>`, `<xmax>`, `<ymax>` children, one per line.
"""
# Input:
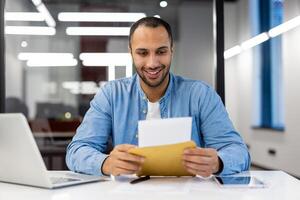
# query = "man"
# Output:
<box><xmin>66</xmin><ymin>17</ymin><xmax>250</xmax><ymax>177</ymax></box>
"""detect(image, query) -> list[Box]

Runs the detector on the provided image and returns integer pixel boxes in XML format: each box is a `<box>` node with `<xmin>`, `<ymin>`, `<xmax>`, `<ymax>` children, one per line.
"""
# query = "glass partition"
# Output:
<box><xmin>4</xmin><ymin>0</ymin><xmax>217</xmax><ymax>169</ymax></box>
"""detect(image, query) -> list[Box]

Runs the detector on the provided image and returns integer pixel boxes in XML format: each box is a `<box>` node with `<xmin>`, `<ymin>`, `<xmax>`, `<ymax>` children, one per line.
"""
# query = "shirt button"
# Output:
<box><xmin>143</xmin><ymin>109</ymin><xmax>147</xmax><ymax>114</ymax></box>
<box><xmin>136</xmin><ymin>133</ymin><xmax>138</xmax><ymax>138</ymax></box>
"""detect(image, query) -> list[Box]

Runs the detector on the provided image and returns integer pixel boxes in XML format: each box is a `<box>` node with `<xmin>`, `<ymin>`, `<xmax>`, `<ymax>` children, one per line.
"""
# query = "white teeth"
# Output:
<box><xmin>148</xmin><ymin>70</ymin><xmax>159</xmax><ymax>75</ymax></box>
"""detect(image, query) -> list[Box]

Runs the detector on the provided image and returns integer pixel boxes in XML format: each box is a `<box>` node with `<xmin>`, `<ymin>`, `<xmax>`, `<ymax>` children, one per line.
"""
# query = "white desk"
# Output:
<box><xmin>0</xmin><ymin>171</ymin><xmax>299</xmax><ymax>200</ymax></box>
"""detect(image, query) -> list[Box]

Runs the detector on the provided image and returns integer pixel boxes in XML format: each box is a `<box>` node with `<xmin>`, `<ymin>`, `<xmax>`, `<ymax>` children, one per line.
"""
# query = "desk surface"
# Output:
<box><xmin>0</xmin><ymin>171</ymin><xmax>299</xmax><ymax>200</ymax></box>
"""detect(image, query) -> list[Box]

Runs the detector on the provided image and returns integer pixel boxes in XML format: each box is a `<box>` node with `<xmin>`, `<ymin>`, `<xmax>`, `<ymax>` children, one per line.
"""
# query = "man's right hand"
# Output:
<box><xmin>101</xmin><ymin>144</ymin><xmax>145</xmax><ymax>176</ymax></box>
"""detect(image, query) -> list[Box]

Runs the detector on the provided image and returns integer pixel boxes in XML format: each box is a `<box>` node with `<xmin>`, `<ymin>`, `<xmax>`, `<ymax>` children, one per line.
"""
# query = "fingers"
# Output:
<box><xmin>184</xmin><ymin>164</ymin><xmax>212</xmax><ymax>177</ymax></box>
<box><xmin>115</xmin><ymin>144</ymin><xmax>137</xmax><ymax>152</ymax></box>
<box><xmin>115</xmin><ymin>151</ymin><xmax>145</xmax><ymax>164</ymax></box>
<box><xmin>182</xmin><ymin>154</ymin><xmax>211</xmax><ymax>165</ymax></box>
<box><xmin>182</xmin><ymin>147</ymin><xmax>220</xmax><ymax>177</ymax></box>
<box><xmin>103</xmin><ymin>144</ymin><xmax>145</xmax><ymax>176</ymax></box>
<box><xmin>115</xmin><ymin>159</ymin><xmax>141</xmax><ymax>172</ymax></box>
<box><xmin>111</xmin><ymin>161</ymin><xmax>141</xmax><ymax>176</ymax></box>
<box><xmin>184</xmin><ymin>147</ymin><xmax>216</xmax><ymax>157</ymax></box>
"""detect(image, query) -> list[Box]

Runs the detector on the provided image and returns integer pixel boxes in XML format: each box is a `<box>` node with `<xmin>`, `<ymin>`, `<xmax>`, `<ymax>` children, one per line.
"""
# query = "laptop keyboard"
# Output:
<box><xmin>50</xmin><ymin>177</ymin><xmax>81</xmax><ymax>184</ymax></box>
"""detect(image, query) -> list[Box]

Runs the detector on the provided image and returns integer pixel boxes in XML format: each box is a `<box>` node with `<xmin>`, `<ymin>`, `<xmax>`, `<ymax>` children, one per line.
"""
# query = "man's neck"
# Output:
<box><xmin>140</xmin><ymin>74</ymin><xmax>170</xmax><ymax>102</ymax></box>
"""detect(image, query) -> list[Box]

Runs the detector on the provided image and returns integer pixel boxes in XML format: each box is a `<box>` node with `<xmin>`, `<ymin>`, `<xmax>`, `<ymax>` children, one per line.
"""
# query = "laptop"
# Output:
<box><xmin>0</xmin><ymin>113</ymin><xmax>105</xmax><ymax>189</ymax></box>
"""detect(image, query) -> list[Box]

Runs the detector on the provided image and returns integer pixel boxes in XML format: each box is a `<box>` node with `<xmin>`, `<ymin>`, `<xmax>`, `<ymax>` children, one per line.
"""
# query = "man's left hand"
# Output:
<box><xmin>182</xmin><ymin>148</ymin><xmax>220</xmax><ymax>177</ymax></box>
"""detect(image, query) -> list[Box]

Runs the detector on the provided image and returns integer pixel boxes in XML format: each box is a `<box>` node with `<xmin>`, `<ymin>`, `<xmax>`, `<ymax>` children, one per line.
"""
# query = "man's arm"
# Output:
<box><xmin>183</xmin><ymin>85</ymin><xmax>250</xmax><ymax>176</ymax></box>
<box><xmin>66</xmin><ymin>84</ymin><xmax>144</xmax><ymax>176</ymax></box>
<box><xmin>66</xmin><ymin>86</ymin><xmax>113</xmax><ymax>175</ymax></box>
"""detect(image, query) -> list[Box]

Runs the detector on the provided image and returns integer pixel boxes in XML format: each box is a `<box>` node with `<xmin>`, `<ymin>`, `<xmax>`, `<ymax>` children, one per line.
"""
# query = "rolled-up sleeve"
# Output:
<box><xmin>198</xmin><ymin>86</ymin><xmax>251</xmax><ymax>175</ymax></box>
<box><xmin>66</xmin><ymin>84</ymin><xmax>112</xmax><ymax>176</ymax></box>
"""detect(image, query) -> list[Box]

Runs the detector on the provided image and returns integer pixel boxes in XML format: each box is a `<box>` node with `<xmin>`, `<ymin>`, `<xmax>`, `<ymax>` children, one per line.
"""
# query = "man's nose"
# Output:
<box><xmin>146</xmin><ymin>54</ymin><xmax>160</xmax><ymax>68</ymax></box>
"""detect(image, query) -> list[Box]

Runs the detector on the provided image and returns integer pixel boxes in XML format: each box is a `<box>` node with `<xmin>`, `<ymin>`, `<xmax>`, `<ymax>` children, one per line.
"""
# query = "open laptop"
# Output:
<box><xmin>0</xmin><ymin>113</ymin><xmax>105</xmax><ymax>189</ymax></box>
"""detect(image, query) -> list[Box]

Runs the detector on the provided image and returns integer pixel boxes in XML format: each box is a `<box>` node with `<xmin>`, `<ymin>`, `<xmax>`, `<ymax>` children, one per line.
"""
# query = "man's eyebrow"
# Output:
<box><xmin>157</xmin><ymin>46</ymin><xmax>169</xmax><ymax>50</ymax></box>
<box><xmin>135</xmin><ymin>48</ymin><xmax>147</xmax><ymax>52</ymax></box>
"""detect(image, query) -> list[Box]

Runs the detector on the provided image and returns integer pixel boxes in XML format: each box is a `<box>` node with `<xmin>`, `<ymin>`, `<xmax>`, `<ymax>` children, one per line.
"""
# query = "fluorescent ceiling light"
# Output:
<box><xmin>224</xmin><ymin>45</ymin><xmax>242</xmax><ymax>59</ymax></box>
<box><xmin>18</xmin><ymin>53</ymin><xmax>74</xmax><ymax>60</ymax></box>
<box><xmin>269</xmin><ymin>15</ymin><xmax>300</xmax><ymax>37</ymax></box>
<box><xmin>4</xmin><ymin>12</ymin><xmax>45</xmax><ymax>21</ymax></box>
<box><xmin>32</xmin><ymin>0</ymin><xmax>42</xmax><ymax>6</ymax></box>
<box><xmin>62</xmin><ymin>81</ymin><xmax>99</xmax><ymax>95</ymax></box>
<box><xmin>27</xmin><ymin>58</ymin><xmax>78</xmax><ymax>67</ymax></box>
<box><xmin>225</xmin><ymin>15</ymin><xmax>300</xmax><ymax>60</ymax></box>
<box><xmin>62</xmin><ymin>81</ymin><xmax>96</xmax><ymax>89</ymax></box>
<box><xmin>58</xmin><ymin>12</ymin><xmax>146</xmax><ymax>22</ymax></box>
<box><xmin>241</xmin><ymin>32</ymin><xmax>269</xmax><ymax>50</ymax></box>
<box><xmin>36</xmin><ymin>3</ymin><xmax>56</xmax><ymax>27</ymax></box>
<box><xmin>154</xmin><ymin>15</ymin><xmax>161</xmax><ymax>18</ymax></box>
<box><xmin>5</xmin><ymin>26</ymin><xmax>55</xmax><ymax>35</ymax></box>
<box><xmin>66</xmin><ymin>27</ymin><xmax>130</xmax><ymax>36</ymax></box>
<box><xmin>80</xmin><ymin>53</ymin><xmax>132</xmax><ymax>66</ymax></box>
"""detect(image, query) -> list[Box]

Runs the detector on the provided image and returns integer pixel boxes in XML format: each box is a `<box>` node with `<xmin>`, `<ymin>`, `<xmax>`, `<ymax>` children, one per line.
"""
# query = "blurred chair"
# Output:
<box><xmin>5</xmin><ymin>97</ymin><xmax>28</xmax><ymax>117</ymax></box>
<box><xmin>35</xmin><ymin>102</ymin><xmax>78</xmax><ymax>119</ymax></box>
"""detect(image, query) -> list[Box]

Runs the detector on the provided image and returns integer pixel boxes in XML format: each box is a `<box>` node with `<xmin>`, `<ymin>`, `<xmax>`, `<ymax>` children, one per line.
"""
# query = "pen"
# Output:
<box><xmin>130</xmin><ymin>175</ymin><xmax>150</xmax><ymax>184</ymax></box>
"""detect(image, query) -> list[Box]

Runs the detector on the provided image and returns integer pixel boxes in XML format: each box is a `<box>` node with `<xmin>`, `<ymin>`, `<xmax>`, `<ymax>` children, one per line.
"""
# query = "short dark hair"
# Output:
<box><xmin>129</xmin><ymin>17</ymin><xmax>173</xmax><ymax>49</ymax></box>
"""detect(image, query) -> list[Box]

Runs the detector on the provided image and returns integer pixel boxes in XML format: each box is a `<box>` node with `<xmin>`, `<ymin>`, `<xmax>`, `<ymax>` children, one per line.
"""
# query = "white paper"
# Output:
<box><xmin>138</xmin><ymin>117</ymin><xmax>192</xmax><ymax>147</ymax></box>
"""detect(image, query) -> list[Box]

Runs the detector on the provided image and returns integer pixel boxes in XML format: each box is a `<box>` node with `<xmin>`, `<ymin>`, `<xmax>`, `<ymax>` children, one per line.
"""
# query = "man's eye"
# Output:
<box><xmin>137</xmin><ymin>51</ymin><xmax>147</xmax><ymax>56</ymax></box>
<box><xmin>157</xmin><ymin>50</ymin><xmax>167</xmax><ymax>55</ymax></box>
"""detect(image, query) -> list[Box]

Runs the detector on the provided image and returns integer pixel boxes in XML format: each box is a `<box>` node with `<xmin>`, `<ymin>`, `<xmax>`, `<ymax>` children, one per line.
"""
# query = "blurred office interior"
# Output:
<box><xmin>1</xmin><ymin>0</ymin><xmax>300</xmax><ymax>178</ymax></box>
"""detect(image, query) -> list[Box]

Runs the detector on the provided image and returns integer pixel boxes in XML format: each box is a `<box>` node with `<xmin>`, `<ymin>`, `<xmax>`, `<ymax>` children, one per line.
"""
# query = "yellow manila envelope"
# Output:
<box><xmin>129</xmin><ymin>141</ymin><xmax>196</xmax><ymax>176</ymax></box>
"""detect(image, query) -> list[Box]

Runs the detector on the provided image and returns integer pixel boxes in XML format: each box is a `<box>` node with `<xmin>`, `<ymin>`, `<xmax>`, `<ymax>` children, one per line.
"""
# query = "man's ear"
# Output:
<box><xmin>128</xmin><ymin>45</ymin><xmax>132</xmax><ymax>54</ymax></box>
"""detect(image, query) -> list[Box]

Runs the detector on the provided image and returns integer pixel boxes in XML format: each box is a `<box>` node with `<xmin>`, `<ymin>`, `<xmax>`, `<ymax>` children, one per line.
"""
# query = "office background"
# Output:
<box><xmin>1</xmin><ymin>0</ymin><xmax>300</xmax><ymax>178</ymax></box>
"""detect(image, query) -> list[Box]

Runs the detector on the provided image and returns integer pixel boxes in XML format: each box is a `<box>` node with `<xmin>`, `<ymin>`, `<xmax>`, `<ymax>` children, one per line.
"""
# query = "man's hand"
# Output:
<box><xmin>182</xmin><ymin>148</ymin><xmax>220</xmax><ymax>177</ymax></box>
<box><xmin>101</xmin><ymin>144</ymin><xmax>145</xmax><ymax>176</ymax></box>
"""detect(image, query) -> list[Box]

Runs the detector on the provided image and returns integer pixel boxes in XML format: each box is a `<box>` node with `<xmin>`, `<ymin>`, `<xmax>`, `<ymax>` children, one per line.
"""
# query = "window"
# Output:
<box><xmin>252</xmin><ymin>0</ymin><xmax>284</xmax><ymax>130</ymax></box>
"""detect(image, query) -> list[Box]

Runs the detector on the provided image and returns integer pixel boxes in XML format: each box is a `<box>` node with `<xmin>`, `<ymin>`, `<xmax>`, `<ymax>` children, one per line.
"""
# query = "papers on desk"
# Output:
<box><xmin>138</xmin><ymin>117</ymin><xmax>192</xmax><ymax>147</ymax></box>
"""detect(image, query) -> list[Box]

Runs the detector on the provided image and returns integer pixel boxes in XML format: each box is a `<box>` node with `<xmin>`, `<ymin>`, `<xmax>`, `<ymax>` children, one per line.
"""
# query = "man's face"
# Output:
<box><xmin>130</xmin><ymin>25</ymin><xmax>173</xmax><ymax>88</ymax></box>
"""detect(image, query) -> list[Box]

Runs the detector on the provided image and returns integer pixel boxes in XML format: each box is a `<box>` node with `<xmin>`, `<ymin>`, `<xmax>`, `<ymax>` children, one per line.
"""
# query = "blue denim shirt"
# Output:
<box><xmin>66</xmin><ymin>73</ymin><xmax>250</xmax><ymax>176</ymax></box>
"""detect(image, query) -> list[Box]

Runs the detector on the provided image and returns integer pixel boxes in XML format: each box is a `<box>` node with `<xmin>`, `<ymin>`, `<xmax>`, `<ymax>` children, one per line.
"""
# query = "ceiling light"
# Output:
<box><xmin>66</xmin><ymin>27</ymin><xmax>130</xmax><ymax>36</ymax></box>
<box><xmin>62</xmin><ymin>81</ymin><xmax>99</xmax><ymax>95</ymax></box>
<box><xmin>269</xmin><ymin>15</ymin><xmax>300</xmax><ymax>37</ymax></box>
<box><xmin>225</xmin><ymin>15</ymin><xmax>300</xmax><ymax>60</ymax></box>
<box><xmin>26</xmin><ymin>58</ymin><xmax>78</xmax><ymax>67</ymax></box>
<box><xmin>18</xmin><ymin>53</ymin><xmax>74</xmax><ymax>60</ymax></box>
<box><xmin>80</xmin><ymin>53</ymin><xmax>133</xmax><ymax>78</ymax></box>
<box><xmin>160</xmin><ymin>1</ymin><xmax>168</xmax><ymax>8</ymax></box>
<box><xmin>21</xmin><ymin>41</ymin><xmax>28</xmax><ymax>48</ymax></box>
<box><xmin>80</xmin><ymin>53</ymin><xmax>132</xmax><ymax>66</ymax></box>
<box><xmin>4</xmin><ymin>12</ymin><xmax>44</xmax><ymax>21</ymax></box>
<box><xmin>154</xmin><ymin>15</ymin><xmax>161</xmax><ymax>18</ymax></box>
<box><xmin>31</xmin><ymin>0</ymin><xmax>42</xmax><ymax>6</ymax></box>
<box><xmin>241</xmin><ymin>33</ymin><xmax>269</xmax><ymax>50</ymax></box>
<box><xmin>58</xmin><ymin>12</ymin><xmax>146</xmax><ymax>22</ymax></box>
<box><xmin>5</xmin><ymin>26</ymin><xmax>56</xmax><ymax>35</ymax></box>
<box><xmin>224</xmin><ymin>45</ymin><xmax>242</xmax><ymax>59</ymax></box>
<box><xmin>35</xmin><ymin>3</ymin><xmax>56</xmax><ymax>27</ymax></box>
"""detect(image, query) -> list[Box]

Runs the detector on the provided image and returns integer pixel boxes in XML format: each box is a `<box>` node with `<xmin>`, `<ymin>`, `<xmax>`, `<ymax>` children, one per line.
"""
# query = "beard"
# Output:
<box><xmin>134</xmin><ymin>63</ymin><xmax>170</xmax><ymax>88</ymax></box>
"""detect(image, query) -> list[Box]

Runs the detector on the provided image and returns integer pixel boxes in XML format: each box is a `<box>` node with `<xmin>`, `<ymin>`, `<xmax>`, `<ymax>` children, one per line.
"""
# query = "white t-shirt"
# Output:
<box><xmin>146</xmin><ymin>101</ymin><xmax>161</xmax><ymax>120</ymax></box>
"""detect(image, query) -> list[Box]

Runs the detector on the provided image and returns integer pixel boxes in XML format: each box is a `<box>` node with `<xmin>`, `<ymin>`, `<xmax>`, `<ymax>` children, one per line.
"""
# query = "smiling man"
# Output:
<box><xmin>66</xmin><ymin>17</ymin><xmax>250</xmax><ymax>177</ymax></box>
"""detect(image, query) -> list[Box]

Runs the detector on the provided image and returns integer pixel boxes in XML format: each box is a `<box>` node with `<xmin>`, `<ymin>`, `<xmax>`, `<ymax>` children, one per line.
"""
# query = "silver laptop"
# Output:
<box><xmin>0</xmin><ymin>113</ymin><xmax>105</xmax><ymax>189</ymax></box>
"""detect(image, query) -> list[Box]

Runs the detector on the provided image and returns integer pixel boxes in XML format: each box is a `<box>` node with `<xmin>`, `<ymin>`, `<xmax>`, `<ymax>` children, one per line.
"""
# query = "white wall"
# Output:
<box><xmin>173</xmin><ymin>0</ymin><xmax>214</xmax><ymax>87</ymax></box>
<box><xmin>225</xmin><ymin>0</ymin><xmax>300</xmax><ymax>177</ymax></box>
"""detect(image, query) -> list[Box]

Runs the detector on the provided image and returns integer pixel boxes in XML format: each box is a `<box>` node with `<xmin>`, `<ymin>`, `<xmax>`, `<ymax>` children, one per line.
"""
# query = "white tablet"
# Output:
<box><xmin>214</xmin><ymin>175</ymin><xmax>266</xmax><ymax>188</ymax></box>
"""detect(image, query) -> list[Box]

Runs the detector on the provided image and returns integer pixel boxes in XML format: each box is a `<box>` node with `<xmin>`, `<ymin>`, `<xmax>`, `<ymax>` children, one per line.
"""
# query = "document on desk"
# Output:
<box><xmin>138</xmin><ymin>117</ymin><xmax>192</xmax><ymax>147</ymax></box>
